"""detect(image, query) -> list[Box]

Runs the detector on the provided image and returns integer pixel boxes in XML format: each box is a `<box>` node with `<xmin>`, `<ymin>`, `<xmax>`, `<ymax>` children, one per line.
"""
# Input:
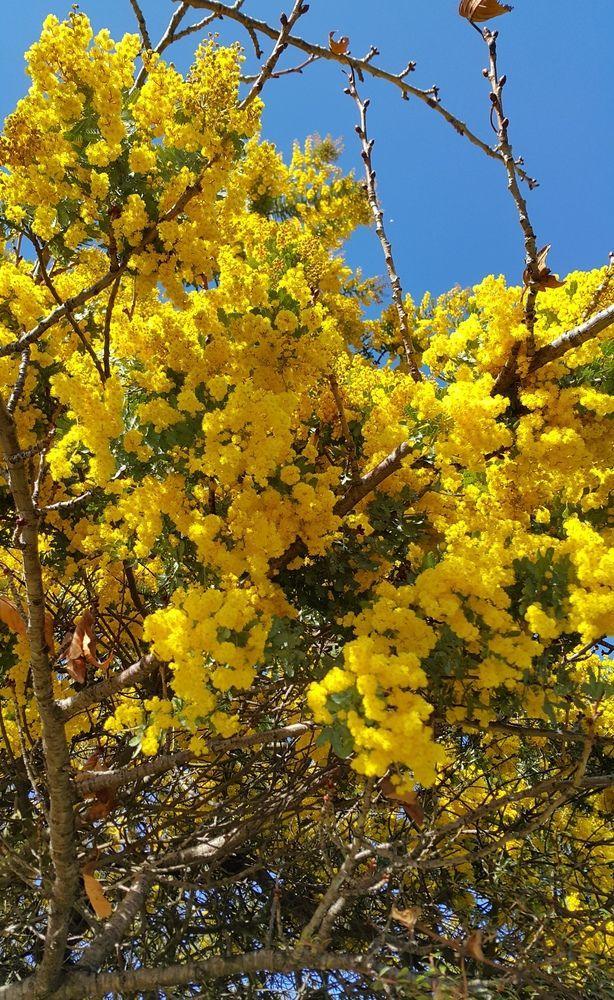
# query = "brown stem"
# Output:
<box><xmin>329</xmin><ymin>375</ymin><xmax>360</xmax><ymax>479</ymax></box>
<box><xmin>240</xmin><ymin>0</ymin><xmax>310</xmax><ymax>110</ymax></box>
<box><xmin>481</xmin><ymin>28</ymin><xmax>540</xmax><ymax>365</ymax></box>
<box><xmin>177</xmin><ymin>0</ymin><xmax>536</xmax><ymax>185</ymax></box>
<box><xmin>0</xmin><ymin>400</ymin><xmax>79</xmax><ymax>996</ymax></box>
<box><xmin>128</xmin><ymin>0</ymin><xmax>152</xmax><ymax>49</ymax></box>
<box><xmin>1</xmin><ymin>162</ymin><xmax>218</xmax><ymax>362</ymax></box>
<box><xmin>14</xmin><ymin>950</ymin><xmax>377</xmax><ymax>1000</ymax></box>
<box><xmin>57</xmin><ymin>654</ymin><xmax>157</xmax><ymax>721</ymax></box>
<box><xmin>493</xmin><ymin>302</ymin><xmax>614</xmax><ymax>395</ymax></box>
<box><xmin>30</xmin><ymin>237</ymin><xmax>107</xmax><ymax>382</ymax></box>
<box><xmin>345</xmin><ymin>70</ymin><xmax>421</xmax><ymax>379</ymax></box>
<box><xmin>74</xmin><ymin>723</ymin><xmax>315</xmax><ymax>796</ymax></box>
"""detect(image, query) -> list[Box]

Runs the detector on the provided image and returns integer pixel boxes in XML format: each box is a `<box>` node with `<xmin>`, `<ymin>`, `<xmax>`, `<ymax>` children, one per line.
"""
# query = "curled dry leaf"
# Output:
<box><xmin>82</xmin><ymin>865</ymin><xmax>113</xmax><ymax>920</ymax></box>
<box><xmin>0</xmin><ymin>596</ymin><xmax>55</xmax><ymax>654</ymax></box>
<box><xmin>391</xmin><ymin>905</ymin><xmax>422</xmax><ymax>935</ymax></box>
<box><xmin>67</xmin><ymin>608</ymin><xmax>113</xmax><ymax>683</ymax></box>
<box><xmin>84</xmin><ymin>786</ymin><xmax>117</xmax><ymax>823</ymax></box>
<box><xmin>465</xmin><ymin>929</ymin><xmax>486</xmax><ymax>961</ymax></box>
<box><xmin>329</xmin><ymin>31</ymin><xmax>350</xmax><ymax>56</ymax></box>
<box><xmin>380</xmin><ymin>775</ymin><xmax>425</xmax><ymax>827</ymax></box>
<box><xmin>75</xmin><ymin>749</ymin><xmax>118</xmax><ymax>822</ymax></box>
<box><xmin>524</xmin><ymin>244</ymin><xmax>566</xmax><ymax>293</ymax></box>
<box><xmin>459</xmin><ymin>0</ymin><xmax>513</xmax><ymax>22</ymax></box>
<box><xmin>0</xmin><ymin>596</ymin><xmax>26</xmax><ymax>637</ymax></box>
<box><xmin>74</xmin><ymin>749</ymin><xmax>105</xmax><ymax>784</ymax></box>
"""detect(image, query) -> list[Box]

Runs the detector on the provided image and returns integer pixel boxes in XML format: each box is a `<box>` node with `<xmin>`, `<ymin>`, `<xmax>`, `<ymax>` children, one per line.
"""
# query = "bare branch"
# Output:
<box><xmin>494</xmin><ymin>302</ymin><xmax>614</xmax><ymax>395</ymax></box>
<box><xmin>177</xmin><ymin>0</ymin><xmax>536</xmax><ymax>184</ymax></box>
<box><xmin>329</xmin><ymin>375</ymin><xmax>360</xmax><ymax>479</ymax></box>
<box><xmin>479</xmin><ymin>24</ymin><xmax>541</xmax><ymax>382</ymax></box>
<box><xmin>0</xmin><ymin>160</ymin><xmax>217</xmax><ymax>361</ymax></box>
<box><xmin>129</xmin><ymin>0</ymin><xmax>152</xmax><ymax>50</ymax></box>
<box><xmin>240</xmin><ymin>1</ymin><xmax>310</xmax><ymax>110</ymax></box>
<box><xmin>334</xmin><ymin>443</ymin><xmax>430</xmax><ymax>517</ymax></box>
<box><xmin>345</xmin><ymin>69</ymin><xmax>421</xmax><ymax>379</ymax></box>
<box><xmin>11</xmin><ymin>950</ymin><xmax>376</xmax><ymax>1000</ymax></box>
<box><xmin>30</xmin><ymin>236</ymin><xmax>107</xmax><ymax>382</ymax></box>
<box><xmin>270</xmin><ymin>442</ymin><xmax>432</xmax><ymax>574</ymax></box>
<box><xmin>0</xmin><ymin>400</ymin><xmax>78</xmax><ymax>994</ymax></box>
<box><xmin>7</xmin><ymin>347</ymin><xmax>30</xmax><ymax>414</ymax></box>
<box><xmin>57</xmin><ymin>655</ymin><xmax>157</xmax><ymax>721</ymax></box>
<box><xmin>75</xmin><ymin>723</ymin><xmax>315</xmax><ymax>795</ymax></box>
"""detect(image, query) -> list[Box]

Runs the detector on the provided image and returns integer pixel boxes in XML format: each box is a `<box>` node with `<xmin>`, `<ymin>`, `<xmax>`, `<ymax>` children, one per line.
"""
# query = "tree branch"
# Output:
<box><xmin>57</xmin><ymin>655</ymin><xmax>157</xmax><ymax>721</ymax></box>
<box><xmin>74</xmin><ymin>723</ymin><xmax>315</xmax><ymax>795</ymax></box>
<box><xmin>1</xmin><ymin>160</ymin><xmax>218</xmax><ymax>362</ymax></box>
<box><xmin>240</xmin><ymin>1</ymin><xmax>310</xmax><ymax>110</ymax></box>
<box><xmin>493</xmin><ymin>302</ymin><xmax>614</xmax><ymax>395</ymax></box>
<box><xmin>0</xmin><ymin>400</ymin><xmax>78</xmax><ymax>996</ymax></box>
<box><xmin>177</xmin><ymin>0</ymin><xmax>536</xmax><ymax>185</ymax></box>
<box><xmin>345</xmin><ymin>69</ymin><xmax>421</xmax><ymax>379</ymax></box>
<box><xmin>15</xmin><ymin>950</ymin><xmax>376</xmax><ymax>1000</ymax></box>
<box><xmin>129</xmin><ymin>0</ymin><xmax>152</xmax><ymax>50</ymax></box>
<box><xmin>480</xmin><ymin>27</ymin><xmax>541</xmax><ymax>356</ymax></box>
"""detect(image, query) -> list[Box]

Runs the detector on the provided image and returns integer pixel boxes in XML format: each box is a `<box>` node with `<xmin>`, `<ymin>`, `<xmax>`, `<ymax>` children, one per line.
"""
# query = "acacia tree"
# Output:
<box><xmin>0</xmin><ymin>1</ymin><xmax>612</xmax><ymax>997</ymax></box>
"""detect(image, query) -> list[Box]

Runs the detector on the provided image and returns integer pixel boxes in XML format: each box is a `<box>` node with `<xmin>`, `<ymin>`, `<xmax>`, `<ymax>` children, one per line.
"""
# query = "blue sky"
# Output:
<box><xmin>1</xmin><ymin>1</ymin><xmax>612</xmax><ymax>298</ymax></box>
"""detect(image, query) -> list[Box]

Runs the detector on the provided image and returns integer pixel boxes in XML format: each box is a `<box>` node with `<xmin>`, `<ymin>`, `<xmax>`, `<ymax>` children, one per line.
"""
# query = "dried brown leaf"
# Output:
<box><xmin>392</xmin><ymin>905</ymin><xmax>422</xmax><ymax>935</ymax></box>
<box><xmin>0</xmin><ymin>597</ymin><xmax>53</xmax><ymax>657</ymax></box>
<box><xmin>459</xmin><ymin>0</ymin><xmax>513</xmax><ymax>21</ymax></box>
<box><xmin>84</xmin><ymin>787</ymin><xmax>116</xmax><ymax>823</ymax></box>
<box><xmin>465</xmin><ymin>929</ymin><xmax>486</xmax><ymax>961</ymax></box>
<box><xmin>66</xmin><ymin>656</ymin><xmax>87</xmax><ymax>685</ymax></box>
<box><xmin>329</xmin><ymin>31</ymin><xmax>350</xmax><ymax>55</ymax></box>
<box><xmin>83</xmin><ymin>868</ymin><xmax>113</xmax><ymax>919</ymax></box>
<box><xmin>381</xmin><ymin>776</ymin><xmax>425</xmax><ymax>827</ymax></box>
<box><xmin>0</xmin><ymin>597</ymin><xmax>26</xmax><ymax>637</ymax></box>
<box><xmin>67</xmin><ymin>608</ymin><xmax>112</xmax><ymax>682</ymax></box>
<box><xmin>524</xmin><ymin>244</ymin><xmax>566</xmax><ymax>293</ymax></box>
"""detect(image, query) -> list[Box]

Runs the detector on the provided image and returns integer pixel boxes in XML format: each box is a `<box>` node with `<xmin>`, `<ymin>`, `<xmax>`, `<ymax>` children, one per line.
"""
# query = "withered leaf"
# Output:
<box><xmin>381</xmin><ymin>776</ymin><xmax>425</xmax><ymax>827</ymax></box>
<box><xmin>0</xmin><ymin>597</ymin><xmax>26</xmax><ymax>638</ymax></box>
<box><xmin>0</xmin><ymin>597</ymin><xmax>55</xmax><ymax>655</ymax></box>
<box><xmin>524</xmin><ymin>244</ymin><xmax>566</xmax><ymax>293</ymax></box>
<box><xmin>83</xmin><ymin>867</ymin><xmax>113</xmax><ymax>919</ymax></box>
<box><xmin>459</xmin><ymin>0</ymin><xmax>513</xmax><ymax>22</ymax></box>
<box><xmin>84</xmin><ymin>787</ymin><xmax>116</xmax><ymax>823</ymax></box>
<box><xmin>465</xmin><ymin>929</ymin><xmax>486</xmax><ymax>961</ymax></box>
<box><xmin>391</xmin><ymin>905</ymin><xmax>422</xmax><ymax>935</ymax></box>
<box><xmin>67</xmin><ymin>608</ymin><xmax>112</xmax><ymax>683</ymax></box>
<box><xmin>329</xmin><ymin>31</ymin><xmax>350</xmax><ymax>56</ymax></box>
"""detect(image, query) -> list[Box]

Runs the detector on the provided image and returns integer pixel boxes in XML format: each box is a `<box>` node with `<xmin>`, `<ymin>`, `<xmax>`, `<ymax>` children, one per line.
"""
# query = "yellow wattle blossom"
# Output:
<box><xmin>0</xmin><ymin>11</ymin><xmax>611</xmax><ymax>816</ymax></box>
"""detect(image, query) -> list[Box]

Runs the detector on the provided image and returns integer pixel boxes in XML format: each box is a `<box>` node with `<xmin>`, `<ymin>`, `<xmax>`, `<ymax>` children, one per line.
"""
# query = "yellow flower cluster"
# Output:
<box><xmin>143</xmin><ymin>585</ymin><xmax>267</xmax><ymax>734</ymax></box>
<box><xmin>309</xmin><ymin>583</ymin><xmax>446</xmax><ymax>786</ymax></box>
<box><xmin>0</xmin><ymin>14</ymin><xmax>611</xmax><ymax>806</ymax></box>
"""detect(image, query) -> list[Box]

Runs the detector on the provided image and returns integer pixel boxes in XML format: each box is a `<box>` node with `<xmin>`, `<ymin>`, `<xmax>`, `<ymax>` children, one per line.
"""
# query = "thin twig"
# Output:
<box><xmin>102</xmin><ymin>275</ymin><xmax>121</xmax><ymax>380</ymax></box>
<box><xmin>480</xmin><ymin>27</ymin><xmax>541</xmax><ymax>368</ymax></box>
<box><xmin>129</xmin><ymin>0</ymin><xmax>152</xmax><ymax>50</ymax></box>
<box><xmin>345</xmin><ymin>69</ymin><xmax>421</xmax><ymax>379</ymax></box>
<box><xmin>240</xmin><ymin>1</ymin><xmax>310</xmax><ymax>110</ymax></box>
<box><xmin>7</xmin><ymin>347</ymin><xmax>30</xmax><ymax>414</ymax></box>
<box><xmin>329</xmin><ymin>375</ymin><xmax>360</xmax><ymax>479</ymax></box>
<box><xmin>177</xmin><ymin>0</ymin><xmax>537</xmax><ymax>185</ymax></box>
<box><xmin>30</xmin><ymin>236</ymin><xmax>107</xmax><ymax>382</ymax></box>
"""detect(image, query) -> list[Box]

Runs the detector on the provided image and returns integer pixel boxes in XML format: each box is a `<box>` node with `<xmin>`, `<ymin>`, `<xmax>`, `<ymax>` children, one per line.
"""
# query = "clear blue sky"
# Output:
<box><xmin>2</xmin><ymin>1</ymin><xmax>612</xmax><ymax>298</ymax></box>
